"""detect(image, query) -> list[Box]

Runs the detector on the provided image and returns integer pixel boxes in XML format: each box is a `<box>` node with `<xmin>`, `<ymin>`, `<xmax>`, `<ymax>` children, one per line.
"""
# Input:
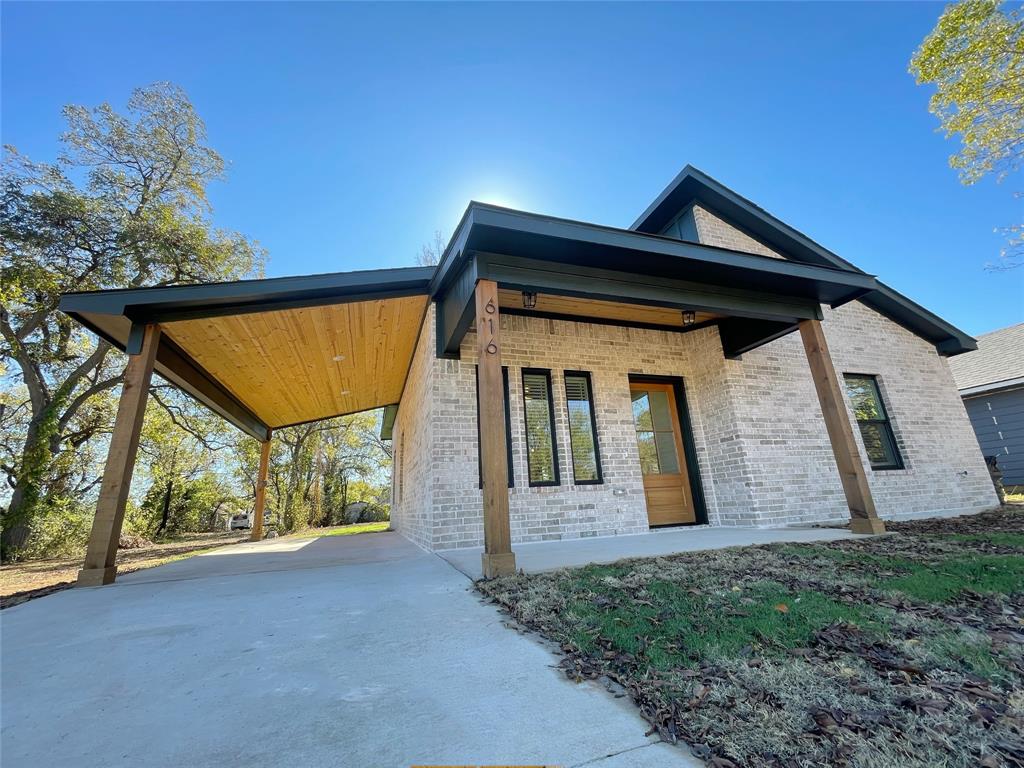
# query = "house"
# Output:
<box><xmin>948</xmin><ymin>323</ymin><xmax>1024</xmax><ymax>489</ymax></box>
<box><xmin>60</xmin><ymin>166</ymin><xmax>998</xmax><ymax>584</ymax></box>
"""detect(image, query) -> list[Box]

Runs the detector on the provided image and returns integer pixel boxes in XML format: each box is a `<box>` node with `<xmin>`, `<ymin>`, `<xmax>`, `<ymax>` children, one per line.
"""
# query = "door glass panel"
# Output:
<box><xmin>631</xmin><ymin>387</ymin><xmax>680</xmax><ymax>476</ymax></box>
<box><xmin>636</xmin><ymin>431</ymin><xmax>660</xmax><ymax>474</ymax></box>
<box><xmin>631</xmin><ymin>391</ymin><xmax>653</xmax><ymax>430</ymax></box>
<box><xmin>649</xmin><ymin>390</ymin><xmax>673</xmax><ymax>431</ymax></box>
<box><xmin>655</xmin><ymin>431</ymin><xmax>680</xmax><ymax>474</ymax></box>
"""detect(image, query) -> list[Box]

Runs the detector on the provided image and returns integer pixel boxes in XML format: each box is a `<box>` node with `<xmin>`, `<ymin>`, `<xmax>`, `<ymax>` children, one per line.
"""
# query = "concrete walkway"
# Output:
<box><xmin>438</xmin><ymin>524</ymin><xmax>854</xmax><ymax>579</ymax></box>
<box><xmin>1</xmin><ymin>532</ymin><xmax>693</xmax><ymax>768</ymax></box>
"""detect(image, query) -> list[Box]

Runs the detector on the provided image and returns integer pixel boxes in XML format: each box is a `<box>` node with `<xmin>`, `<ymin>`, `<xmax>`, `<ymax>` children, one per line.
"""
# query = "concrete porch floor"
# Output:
<box><xmin>437</xmin><ymin>524</ymin><xmax>855</xmax><ymax>578</ymax></box>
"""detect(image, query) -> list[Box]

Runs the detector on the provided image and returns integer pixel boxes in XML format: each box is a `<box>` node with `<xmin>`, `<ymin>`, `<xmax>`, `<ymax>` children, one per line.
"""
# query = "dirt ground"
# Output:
<box><xmin>0</xmin><ymin>531</ymin><xmax>248</xmax><ymax>608</ymax></box>
<box><xmin>480</xmin><ymin>505</ymin><xmax>1024</xmax><ymax>768</ymax></box>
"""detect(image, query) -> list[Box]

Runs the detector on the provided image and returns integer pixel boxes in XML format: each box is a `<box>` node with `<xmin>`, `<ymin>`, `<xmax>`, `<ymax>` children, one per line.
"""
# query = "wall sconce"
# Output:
<box><xmin>522</xmin><ymin>291</ymin><xmax>538</xmax><ymax>309</ymax></box>
<box><xmin>681</xmin><ymin>310</ymin><xmax>696</xmax><ymax>326</ymax></box>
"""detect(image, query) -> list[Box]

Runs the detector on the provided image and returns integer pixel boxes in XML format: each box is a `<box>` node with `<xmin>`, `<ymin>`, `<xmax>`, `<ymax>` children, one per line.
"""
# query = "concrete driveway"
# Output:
<box><xmin>1</xmin><ymin>532</ymin><xmax>691</xmax><ymax>768</ymax></box>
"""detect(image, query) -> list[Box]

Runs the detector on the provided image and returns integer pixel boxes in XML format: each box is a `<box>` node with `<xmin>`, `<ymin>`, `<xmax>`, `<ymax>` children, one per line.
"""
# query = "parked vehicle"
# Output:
<box><xmin>228</xmin><ymin>513</ymin><xmax>251</xmax><ymax>531</ymax></box>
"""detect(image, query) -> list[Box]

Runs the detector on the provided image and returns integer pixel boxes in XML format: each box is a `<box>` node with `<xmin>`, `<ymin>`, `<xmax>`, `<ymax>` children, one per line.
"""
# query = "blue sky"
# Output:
<box><xmin>4</xmin><ymin>1</ymin><xmax>1021</xmax><ymax>335</ymax></box>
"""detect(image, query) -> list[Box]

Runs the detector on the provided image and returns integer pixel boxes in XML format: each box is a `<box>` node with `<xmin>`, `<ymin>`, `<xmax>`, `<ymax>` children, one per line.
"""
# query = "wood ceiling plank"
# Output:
<box><xmin>496</xmin><ymin>290</ymin><xmax>718</xmax><ymax>328</ymax></box>
<box><xmin>163</xmin><ymin>295</ymin><xmax>427</xmax><ymax>428</ymax></box>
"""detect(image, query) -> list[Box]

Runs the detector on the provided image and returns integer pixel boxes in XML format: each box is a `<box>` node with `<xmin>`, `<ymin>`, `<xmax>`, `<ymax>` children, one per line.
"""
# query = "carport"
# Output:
<box><xmin>59</xmin><ymin>267</ymin><xmax>434</xmax><ymax>586</ymax></box>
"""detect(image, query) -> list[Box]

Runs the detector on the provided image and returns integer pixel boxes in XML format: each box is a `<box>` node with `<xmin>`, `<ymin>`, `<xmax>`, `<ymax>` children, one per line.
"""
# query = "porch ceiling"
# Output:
<box><xmin>59</xmin><ymin>267</ymin><xmax>434</xmax><ymax>440</ymax></box>
<box><xmin>496</xmin><ymin>289</ymin><xmax>720</xmax><ymax>330</ymax></box>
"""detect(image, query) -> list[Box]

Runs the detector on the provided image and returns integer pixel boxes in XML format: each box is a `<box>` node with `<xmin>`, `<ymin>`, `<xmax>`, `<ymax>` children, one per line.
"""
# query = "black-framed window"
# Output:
<box><xmin>843</xmin><ymin>374</ymin><xmax>904</xmax><ymax>470</ymax></box>
<box><xmin>475</xmin><ymin>366</ymin><xmax>514</xmax><ymax>488</ymax></box>
<box><xmin>564</xmin><ymin>371</ymin><xmax>602</xmax><ymax>484</ymax></box>
<box><xmin>522</xmin><ymin>369</ymin><xmax>560</xmax><ymax>486</ymax></box>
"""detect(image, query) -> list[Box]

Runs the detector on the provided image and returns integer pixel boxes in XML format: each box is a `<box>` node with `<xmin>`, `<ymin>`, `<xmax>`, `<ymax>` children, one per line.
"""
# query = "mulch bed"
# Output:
<box><xmin>478</xmin><ymin>506</ymin><xmax>1024</xmax><ymax>767</ymax></box>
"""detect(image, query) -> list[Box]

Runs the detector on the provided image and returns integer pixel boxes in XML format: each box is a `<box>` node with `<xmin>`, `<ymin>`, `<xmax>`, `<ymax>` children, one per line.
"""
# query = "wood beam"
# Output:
<box><xmin>798</xmin><ymin>319</ymin><xmax>885</xmax><ymax>535</ymax></box>
<box><xmin>250</xmin><ymin>436</ymin><xmax>271</xmax><ymax>541</ymax></box>
<box><xmin>475</xmin><ymin>279</ymin><xmax>516</xmax><ymax>577</ymax></box>
<box><xmin>77</xmin><ymin>324</ymin><xmax>161</xmax><ymax>586</ymax></box>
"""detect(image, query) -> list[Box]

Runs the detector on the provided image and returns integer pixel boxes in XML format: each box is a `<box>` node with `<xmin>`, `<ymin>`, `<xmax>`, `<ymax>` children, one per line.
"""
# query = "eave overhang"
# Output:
<box><xmin>60</xmin><ymin>267</ymin><xmax>435</xmax><ymax>440</ymax></box>
<box><xmin>431</xmin><ymin>203</ymin><xmax>879</xmax><ymax>357</ymax></box>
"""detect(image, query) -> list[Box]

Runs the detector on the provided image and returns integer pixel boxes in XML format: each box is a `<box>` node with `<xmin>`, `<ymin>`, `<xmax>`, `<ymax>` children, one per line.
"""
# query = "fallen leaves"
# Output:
<box><xmin>477</xmin><ymin>506</ymin><xmax>1024</xmax><ymax>767</ymax></box>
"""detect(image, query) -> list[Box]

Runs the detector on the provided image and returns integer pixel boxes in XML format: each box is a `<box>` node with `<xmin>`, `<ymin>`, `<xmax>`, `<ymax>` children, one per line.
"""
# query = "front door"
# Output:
<box><xmin>629</xmin><ymin>380</ymin><xmax>696</xmax><ymax>526</ymax></box>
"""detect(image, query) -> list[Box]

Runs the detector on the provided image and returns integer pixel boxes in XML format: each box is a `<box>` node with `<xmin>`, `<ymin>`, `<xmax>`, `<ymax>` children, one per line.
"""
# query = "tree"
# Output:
<box><xmin>238</xmin><ymin>411</ymin><xmax>391</xmax><ymax>533</ymax></box>
<box><xmin>415</xmin><ymin>230</ymin><xmax>446</xmax><ymax>266</ymax></box>
<box><xmin>910</xmin><ymin>0</ymin><xmax>1024</xmax><ymax>268</ymax></box>
<box><xmin>0</xmin><ymin>82</ymin><xmax>264</xmax><ymax>556</ymax></box>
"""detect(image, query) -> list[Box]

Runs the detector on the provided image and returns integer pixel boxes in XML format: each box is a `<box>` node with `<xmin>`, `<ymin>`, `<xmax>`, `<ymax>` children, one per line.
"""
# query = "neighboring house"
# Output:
<box><xmin>948</xmin><ymin>323</ymin><xmax>1024</xmax><ymax>488</ymax></box>
<box><xmin>61</xmin><ymin>166</ymin><xmax>999</xmax><ymax>585</ymax></box>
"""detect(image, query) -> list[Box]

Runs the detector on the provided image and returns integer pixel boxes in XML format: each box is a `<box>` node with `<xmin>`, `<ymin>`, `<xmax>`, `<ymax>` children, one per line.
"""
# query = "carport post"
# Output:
<box><xmin>798</xmin><ymin>318</ymin><xmax>885</xmax><ymax>535</ymax></box>
<box><xmin>77</xmin><ymin>323</ymin><xmax>161</xmax><ymax>587</ymax></box>
<box><xmin>250</xmin><ymin>435</ymin><xmax>271</xmax><ymax>541</ymax></box>
<box><xmin>475</xmin><ymin>279</ymin><xmax>516</xmax><ymax>578</ymax></box>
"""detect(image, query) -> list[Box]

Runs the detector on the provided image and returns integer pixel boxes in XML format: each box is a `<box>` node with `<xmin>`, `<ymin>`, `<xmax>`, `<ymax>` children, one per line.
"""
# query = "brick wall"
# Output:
<box><xmin>691</xmin><ymin>205</ymin><xmax>786</xmax><ymax>260</ymax></box>
<box><xmin>389</xmin><ymin>305</ymin><xmax>436</xmax><ymax>550</ymax></box>
<box><xmin>391</xmin><ymin>301</ymin><xmax>997</xmax><ymax>550</ymax></box>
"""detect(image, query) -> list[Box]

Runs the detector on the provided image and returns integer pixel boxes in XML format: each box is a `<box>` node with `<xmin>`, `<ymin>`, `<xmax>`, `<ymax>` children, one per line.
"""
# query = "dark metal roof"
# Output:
<box><xmin>431</xmin><ymin>203</ymin><xmax>877</xmax><ymax>309</ymax></box>
<box><xmin>630</xmin><ymin>165</ymin><xmax>976</xmax><ymax>355</ymax></box>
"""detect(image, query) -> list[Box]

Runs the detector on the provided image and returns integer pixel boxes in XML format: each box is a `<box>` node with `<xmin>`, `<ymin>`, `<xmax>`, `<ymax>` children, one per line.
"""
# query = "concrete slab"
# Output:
<box><xmin>1</xmin><ymin>531</ymin><xmax>699</xmax><ymax>768</ymax></box>
<box><xmin>438</xmin><ymin>525</ymin><xmax>855</xmax><ymax>579</ymax></box>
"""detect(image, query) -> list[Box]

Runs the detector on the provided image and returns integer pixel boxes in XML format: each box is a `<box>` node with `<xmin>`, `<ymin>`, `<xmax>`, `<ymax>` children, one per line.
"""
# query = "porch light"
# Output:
<box><xmin>522</xmin><ymin>291</ymin><xmax>538</xmax><ymax>309</ymax></box>
<box><xmin>333</xmin><ymin>354</ymin><xmax>346</xmax><ymax>362</ymax></box>
<box><xmin>682</xmin><ymin>310</ymin><xmax>696</xmax><ymax>326</ymax></box>
<box><xmin>339</xmin><ymin>389</ymin><xmax>350</xmax><ymax>396</ymax></box>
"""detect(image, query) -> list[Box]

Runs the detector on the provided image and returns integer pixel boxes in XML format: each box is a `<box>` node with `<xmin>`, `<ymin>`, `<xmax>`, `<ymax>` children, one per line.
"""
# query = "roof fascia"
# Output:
<box><xmin>630</xmin><ymin>167</ymin><xmax>977</xmax><ymax>356</ymax></box>
<box><xmin>59</xmin><ymin>266</ymin><xmax>435</xmax><ymax>324</ymax></box>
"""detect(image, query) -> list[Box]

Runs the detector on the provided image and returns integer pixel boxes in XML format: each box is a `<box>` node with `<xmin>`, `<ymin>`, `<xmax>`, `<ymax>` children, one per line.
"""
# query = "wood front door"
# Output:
<box><xmin>629</xmin><ymin>380</ymin><xmax>696</xmax><ymax>526</ymax></box>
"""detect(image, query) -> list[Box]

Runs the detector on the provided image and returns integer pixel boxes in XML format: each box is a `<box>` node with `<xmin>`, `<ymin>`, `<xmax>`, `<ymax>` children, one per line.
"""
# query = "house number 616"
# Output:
<box><xmin>484</xmin><ymin>298</ymin><xmax>498</xmax><ymax>355</ymax></box>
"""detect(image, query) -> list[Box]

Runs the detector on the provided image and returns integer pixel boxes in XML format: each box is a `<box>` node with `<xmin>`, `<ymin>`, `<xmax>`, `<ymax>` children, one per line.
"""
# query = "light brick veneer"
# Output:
<box><xmin>389</xmin><ymin>300</ymin><xmax>997</xmax><ymax>551</ymax></box>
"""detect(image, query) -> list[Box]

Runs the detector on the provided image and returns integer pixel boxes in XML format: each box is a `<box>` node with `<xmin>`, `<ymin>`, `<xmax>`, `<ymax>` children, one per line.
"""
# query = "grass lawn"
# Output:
<box><xmin>291</xmin><ymin>521</ymin><xmax>390</xmax><ymax>538</ymax></box>
<box><xmin>479</xmin><ymin>506</ymin><xmax>1024</xmax><ymax>768</ymax></box>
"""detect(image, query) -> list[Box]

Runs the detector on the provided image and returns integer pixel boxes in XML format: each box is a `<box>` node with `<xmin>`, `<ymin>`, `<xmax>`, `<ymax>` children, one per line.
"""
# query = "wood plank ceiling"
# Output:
<box><xmin>496</xmin><ymin>289</ymin><xmax>718</xmax><ymax>329</ymax></box>
<box><xmin>163</xmin><ymin>295</ymin><xmax>428</xmax><ymax>428</ymax></box>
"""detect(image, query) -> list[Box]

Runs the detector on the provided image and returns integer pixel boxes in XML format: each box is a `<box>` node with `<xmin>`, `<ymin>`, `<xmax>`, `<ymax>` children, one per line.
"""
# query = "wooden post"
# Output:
<box><xmin>799</xmin><ymin>319</ymin><xmax>885</xmax><ymax>535</ymax></box>
<box><xmin>475</xmin><ymin>279</ymin><xmax>516</xmax><ymax>577</ymax></box>
<box><xmin>250</xmin><ymin>435</ymin><xmax>271</xmax><ymax>541</ymax></box>
<box><xmin>77</xmin><ymin>324</ymin><xmax>161</xmax><ymax>586</ymax></box>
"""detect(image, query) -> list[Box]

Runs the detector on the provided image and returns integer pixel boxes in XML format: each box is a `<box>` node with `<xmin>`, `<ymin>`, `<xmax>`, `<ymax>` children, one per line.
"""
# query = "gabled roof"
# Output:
<box><xmin>948</xmin><ymin>323</ymin><xmax>1024</xmax><ymax>395</ymax></box>
<box><xmin>631</xmin><ymin>165</ymin><xmax>977</xmax><ymax>356</ymax></box>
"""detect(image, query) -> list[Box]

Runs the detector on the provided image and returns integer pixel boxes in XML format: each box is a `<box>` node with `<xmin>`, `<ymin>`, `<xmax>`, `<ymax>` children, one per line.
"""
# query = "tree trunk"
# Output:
<box><xmin>208</xmin><ymin>500</ymin><xmax>224</xmax><ymax>531</ymax></box>
<box><xmin>155</xmin><ymin>479</ymin><xmax>173</xmax><ymax>535</ymax></box>
<box><xmin>2</xmin><ymin>412</ymin><xmax>50</xmax><ymax>558</ymax></box>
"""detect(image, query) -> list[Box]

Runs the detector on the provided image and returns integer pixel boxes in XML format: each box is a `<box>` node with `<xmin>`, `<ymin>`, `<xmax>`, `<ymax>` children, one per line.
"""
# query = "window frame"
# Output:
<box><xmin>521</xmin><ymin>367</ymin><xmax>561</xmax><ymax>487</ymax></box>
<box><xmin>475</xmin><ymin>365</ymin><xmax>514</xmax><ymax>488</ymax></box>
<box><xmin>563</xmin><ymin>370</ymin><xmax>603</xmax><ymax>485</ymax></box>
<box><xmin>843</xmin><ymin>373</ymin><xmax>904</xmax><ymax>471</ymax></box>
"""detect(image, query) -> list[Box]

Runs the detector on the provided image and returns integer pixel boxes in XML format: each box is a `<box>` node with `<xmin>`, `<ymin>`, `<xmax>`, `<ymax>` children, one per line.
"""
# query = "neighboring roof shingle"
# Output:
<box><xmin>948</xmin><ymin>323</ymin><xmax>1024</xmax><ymax>393</ymax></box>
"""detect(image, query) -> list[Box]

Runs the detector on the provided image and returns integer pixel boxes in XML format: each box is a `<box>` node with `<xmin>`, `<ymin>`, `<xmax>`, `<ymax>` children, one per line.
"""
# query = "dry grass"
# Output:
<box><xmin>0</xmin><ymin>531</ymin><xmax>248</xmax><ymax>608</ymax></box>
<box><xmin>479</xmin><ymin>507</ymin><xmax>1024</xmax><ymax>767</ymax></box>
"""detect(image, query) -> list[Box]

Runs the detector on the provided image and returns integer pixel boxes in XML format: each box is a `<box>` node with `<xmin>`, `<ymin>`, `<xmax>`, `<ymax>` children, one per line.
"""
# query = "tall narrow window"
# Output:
<box><xmin>565</xmin><ymin>371</ymin><xmax>602</xmax><ymax>484</ymax></box>
<box><xmin>843</xmin><ymin>374</ymin><xmax>904</xmax><ymax>470</ymax></box>
<box><xmin>475</xmin><ymin>366</ymin><xmax>514</xmax><ymax>487</ymax></box>
<box><xmin>522</xmin><ymin>369</ymin><xmax>559</xmax><ymax>486</ymax></box>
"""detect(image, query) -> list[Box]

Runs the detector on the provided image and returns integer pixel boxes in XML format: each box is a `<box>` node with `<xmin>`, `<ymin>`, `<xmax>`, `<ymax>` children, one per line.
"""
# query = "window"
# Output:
<box><xmin>475</xmin><ymin>366</ymin><xmax>514</xmax><ymax>487</ymax></box>
<box><xmin>564</xmin><ymin>371</ymin><xmax>602</xmax><ymax>484</ymax></box>
<box><xmin>843</xmin><ymin>375</ymin><xmax>903</xmax><ymax>470</ymax></box>
<box><xmin>522</xmin><ymin>369</ymin><xmax>559</xmax><ymax>486</ymax></box>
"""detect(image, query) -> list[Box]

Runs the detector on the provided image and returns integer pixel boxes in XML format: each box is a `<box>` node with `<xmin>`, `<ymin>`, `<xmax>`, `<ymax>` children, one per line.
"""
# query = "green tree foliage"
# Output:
<box><xmin>133</xmin><ymin>392</ymin><xmax>240</xmax><ymax>537</ymax></box>
<box><xmin>0</xmin><ymin>83</ymin><xmax>264</xmax><ymax>556</ymax></box>
<box><xmin>239</xmin><ymin>411</ymin><xmax>391</xmax><ymax>534</ymax></box>
<box><xmin>911</xmin><ymin>0</ymin><xmax>1024</xmax><ymax>267</ymax></box>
